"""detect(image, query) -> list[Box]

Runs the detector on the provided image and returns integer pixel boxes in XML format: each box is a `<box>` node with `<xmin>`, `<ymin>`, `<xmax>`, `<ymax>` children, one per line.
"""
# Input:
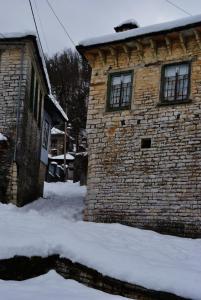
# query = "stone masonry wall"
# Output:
<box><xmin>16</xmin><ymin>43</ymin><xmax>44</xmax><ymax>206</ymax></box>
<box><xmin>0</xmin><ymin>41</ymin><xmax>46</xmax><ymax>206</ymax></box>
<box><xmin>0</xmin><ymin>46</ymin><xmax>23</xmax><ymax>203</ymax></box>
<box><xmin>85</xmin><ymin>32</ymin><xmax>201</xmax><ymax>237</ymax></box>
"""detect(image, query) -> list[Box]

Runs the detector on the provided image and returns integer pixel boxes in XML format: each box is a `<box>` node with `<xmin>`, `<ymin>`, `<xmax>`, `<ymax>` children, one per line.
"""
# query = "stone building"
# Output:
<box><xmin>50</xmin><ymin>127</ymin><xmax>65</xmax><ymax>156</ymax></box>
<box><xmin>77</xmin><ymin>15</ymin><xmax>201</xmax><ymax>237</ymax></box>
<box><xmin>0</xmin><ymin>32</ymin><xmax>68</xmax><ymax>206</ymax></box>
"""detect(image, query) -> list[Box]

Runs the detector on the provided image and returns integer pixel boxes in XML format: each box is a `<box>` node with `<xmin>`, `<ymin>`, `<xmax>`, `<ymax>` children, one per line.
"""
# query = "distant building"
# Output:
<box><xmin>50</xmin><ymin>127</ymin><xmax>65</xmax><ymax>156</ymax></box>
<box><xmin>77</xmin><ymin>15</ymin><xmax>201</xmax><ymax>237</ymax></box>
<box><xmin>48</xmin><ymin>153</ymin><xmax>75</xmax><ymax>181</ymax></box>
<box><xmin>0</xmin><ymin>32</ymin><xmax>68</xmax><ymax>206</ymax></box>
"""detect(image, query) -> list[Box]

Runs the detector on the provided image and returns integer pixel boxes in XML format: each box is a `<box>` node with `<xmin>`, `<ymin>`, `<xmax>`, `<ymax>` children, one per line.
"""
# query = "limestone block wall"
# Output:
<box><xmin>0</xmin><ymin>40</ymin><xmax>46</xmax><ymax>205</ymax></box>
<box><xmin>85</xmin><ymin>33</ymin><xmax>201</xmax><ymax>237</ymax></box>
<box><xmin>0</xmin><ymin>46</ymin><xmax>24</xmax><ymax>203</ymax></box>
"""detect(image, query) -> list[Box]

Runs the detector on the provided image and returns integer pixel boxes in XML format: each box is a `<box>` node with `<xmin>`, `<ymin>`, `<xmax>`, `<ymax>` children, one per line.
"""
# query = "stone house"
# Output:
<box><xmin>0</xmin><ymin>32</ymin><xmax>68</xmax><ymax>206</ymax></box>
<box><xmin>48</xmin><ymin>152</ymin><xmax>75</xmax><ymax>181</ymax></box>
<box><xmin>50</xmin><ymin>127</ymin><xmax>65</xmax><ymax>156</ymax></box>
<box><xmin>77</xmin><ymin>15</ymin><xmax>201</xmax><ymax>237</ymax></box>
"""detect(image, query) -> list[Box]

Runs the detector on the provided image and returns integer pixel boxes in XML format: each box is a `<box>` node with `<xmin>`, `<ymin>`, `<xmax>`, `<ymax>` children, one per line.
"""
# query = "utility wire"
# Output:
<box><xmin>28</xmin><ymin>0</ymin><xmax>46</xmax><ymax>58</ymax></box>
<box><xmin>46</xmin><ymin>0</ymin><xmax>76</xmax><ymax>47</ymax></box>
<box><xmin>164</xmin><ymin>0</ymin><xmax>192</xmax><ymax>16</ymax></box>
<box><xmin>33</xmin><ymin>0</ymin><xmax>50</xmax><ymax>54</ymax></box>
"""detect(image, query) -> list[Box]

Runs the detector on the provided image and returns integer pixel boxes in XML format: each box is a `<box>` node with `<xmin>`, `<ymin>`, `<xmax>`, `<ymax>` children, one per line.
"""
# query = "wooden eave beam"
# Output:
<box><xmin>134</xmin><ymin>41</ymin><xmax>143</xmax><ymax>60</ymax></box>
<box><xmin>165</xmin><ymin>36</ymin><xmax>172</xmax><ymax>55</ymax></box>
<box><xmin>179</xmin><ymin>32</ymin><xmax>187</xmax><ymax>53</ymax></box>
<box><xmin>150</xmin><ymin>38</ymin><xmax>157</xmax><ymax>58</ymax></box>
<box><xmin>109</xmin><ymin>46</ymin><xmax>118</xmax><ymax>65</ymax></box>
<box><xmin>84</xmin><ymin>52</ymin><xmax>96</xmax><ymax>68</ymax></box>
<box><xmin>193</xmin><ymin>29</ymin><xmax>201</xmax><ymax>50</ymax></box>
<box><xmin>122</xmin><ymin>44</ymin><xmax>131</xmax><ymax>64</ymax></box>
<box><xmin>98</xmin><ymin>49</ymin><xmax>107</xmax><ymax>66</ymax></box>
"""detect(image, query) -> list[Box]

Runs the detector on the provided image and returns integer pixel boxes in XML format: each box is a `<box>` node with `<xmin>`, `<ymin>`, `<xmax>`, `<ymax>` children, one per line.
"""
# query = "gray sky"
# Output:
<box><xmin>0</xmin><ymin>0</ymin><xmax>200</xmax><ymax>56</ymax></box>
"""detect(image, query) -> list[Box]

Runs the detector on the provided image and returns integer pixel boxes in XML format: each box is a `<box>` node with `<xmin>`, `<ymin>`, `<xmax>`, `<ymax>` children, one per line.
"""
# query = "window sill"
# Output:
<box><xmin>106</xmin><ymin>106</ymin><xmax>131</xmax><ymax>113</ymax></box>
<box><xmin>157</xmin><ymin>99</ymin><xmax>192</xmax><ymax>107</ymax></box>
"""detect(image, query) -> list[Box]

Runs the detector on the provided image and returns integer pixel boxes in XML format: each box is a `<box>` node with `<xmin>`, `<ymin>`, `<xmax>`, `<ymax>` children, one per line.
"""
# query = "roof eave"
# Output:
<box><xmin>76</xmin><ymin>20</ymin><xmax>201</xmax><ymax>53</ymax></box>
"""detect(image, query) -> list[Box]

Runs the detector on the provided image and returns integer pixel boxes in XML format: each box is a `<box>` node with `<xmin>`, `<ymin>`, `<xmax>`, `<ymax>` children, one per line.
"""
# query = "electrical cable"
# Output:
<box><xmin>164</xmin><ymin>0</ymin><xmax>192</xmax><ymax>16</ymax></box>
<box><xmin>33</xmin><ymin>0</ymin><xmax>50</xmax><ymax>54</ymax></box>
<box><xmin>46</xmin><ymin>0</ymin><xmax>76</xmax><ymax>47</ymax></box>
<box><xmin>28</xmin><ymin>0</ymin><xmax>46</xmax><ymax>58</ymax></box>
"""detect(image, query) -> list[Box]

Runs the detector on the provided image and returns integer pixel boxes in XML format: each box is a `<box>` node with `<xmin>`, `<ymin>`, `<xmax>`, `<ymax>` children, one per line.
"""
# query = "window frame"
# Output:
<box><xmin>160</xmin><ymin>61</ymin><xmax>191</xmax><ymax>104</ymax></box>
<box><xmin>42</xmin><ymin>120</ymin><xmax>50</xmax><ymax>150</ymax></box>
<box><xmin>29</xmin><ymin>64</ymin><xmax>35</xmax><ymax>112</ymax></box>
<box><xmin>38</xmin><ymin>91</ymin><xmax>43</xmax><ymax>128</ymax></box>
<box><xmin>106</xmin><ymin>70</ymin><xmax>133</xmax><ymax>112</ymax></box>
<box><xmin>33</xmin><ymin>79</ymin><xmax>39</xmax><ymax>120</ymax></box>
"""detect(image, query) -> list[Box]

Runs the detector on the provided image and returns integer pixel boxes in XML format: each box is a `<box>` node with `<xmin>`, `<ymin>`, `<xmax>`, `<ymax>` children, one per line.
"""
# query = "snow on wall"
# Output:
<box><xmin>51</xmin><ymin>153</ymin><xmax>75</xmax><ymax>160</ymax></box>
<box><xmin>51</xmin><ymin>127</ymin><xmax>65</xmax><ymax>135</ymax></box>
<box><xmin>0</xmin><ymin>133</ymin><xmax>7</xmax><ymax>142</ymax></box>
<box><xmin>78</xmin><ymin>14</ymin><xmax>201</xmax><ymax>47</ymax></box>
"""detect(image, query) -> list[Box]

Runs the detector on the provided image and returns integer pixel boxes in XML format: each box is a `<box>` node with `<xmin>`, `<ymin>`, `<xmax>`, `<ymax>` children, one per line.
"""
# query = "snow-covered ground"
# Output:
<box><xmin>0</xmin><ymin>271</ymin><xmax>129</xmax><ymax>300</ymax></box>
<box><xmin>22</xmin><ymin>181</ymin><xmax>86</xmax><ymax>221</ymax></box>
<box><xmin>0</xmin><ymin>181</ymin><xmax>201</xmax><ymax>299</ymax></box>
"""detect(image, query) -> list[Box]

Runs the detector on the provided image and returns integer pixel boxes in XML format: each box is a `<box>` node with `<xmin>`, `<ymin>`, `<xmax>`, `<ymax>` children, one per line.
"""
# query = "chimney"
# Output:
<box><xmin>114</xmin><ymin>19</ymin><xmax>139</xmax><ymax>32</ymax></box>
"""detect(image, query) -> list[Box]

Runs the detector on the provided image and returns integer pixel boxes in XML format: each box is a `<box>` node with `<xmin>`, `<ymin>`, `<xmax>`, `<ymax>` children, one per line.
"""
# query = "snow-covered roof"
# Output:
<box><xmin>0</xmin><ymin>133</ymin><xmax>7</xmax><ymax>142</ymax></box>
<box><xmin>51</xmin><ymin>153</ymin><xmax>75</xmax><ymax>161</ymax></box>
<box><xmin>48</xmin><ymin>94</ymin><xmax>68</xmax><ymax>122</ymax></box>
<box><xmin>51</xmin><ymin>127</ymin><xmax>65</xmax><ymax>135</ymax></box>
<box><xmin>78</xmin><ymin>14</ymin><xmax>201</xmax><ymax>48</ymax></box>
<box><xmin>0</xmin><ymin>31</ymin><xmax>68</xmax><ymax>122</ymax></box>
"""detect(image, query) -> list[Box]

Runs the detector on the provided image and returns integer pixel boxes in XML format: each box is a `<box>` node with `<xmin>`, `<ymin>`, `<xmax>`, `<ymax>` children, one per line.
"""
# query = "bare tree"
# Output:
<box><xmin>46</xmin><ymin>49</ymin><xmax>91</xmax><ymax>150</ymax></box>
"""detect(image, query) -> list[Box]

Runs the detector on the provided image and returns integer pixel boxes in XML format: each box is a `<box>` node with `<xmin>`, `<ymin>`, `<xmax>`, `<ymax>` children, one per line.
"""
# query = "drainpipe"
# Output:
<box><xmin>13</xmin><ymin>45</ymin><xmax>25</xmax><ymax>162</ymax></box>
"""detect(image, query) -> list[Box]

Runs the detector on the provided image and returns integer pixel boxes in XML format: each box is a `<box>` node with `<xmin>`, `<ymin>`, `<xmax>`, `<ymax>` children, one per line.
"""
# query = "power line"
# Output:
<box><xmin>46</xmin><ymin>0</ymin><xmax>76</xmax><ymax>47</ymax></box>
<box><xmin>28</xmin><ymin>0</ymin><xmax>46</xmax><ymax>58</ymax></box>
<box><xmin>164</xmin><ymin>0</ymin><xmax>192</xmax><ymax>16</ymax></box>
<box><xmin>33</xmin><ymin>0</ymin><xmax>50</xmax><ymax>54</ymax></box>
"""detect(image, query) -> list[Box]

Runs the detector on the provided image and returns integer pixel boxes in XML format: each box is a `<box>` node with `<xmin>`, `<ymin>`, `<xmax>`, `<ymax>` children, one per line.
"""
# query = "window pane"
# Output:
<box><xmin>111</xmin><ymin>76</ymin><xmax>121</xmax><ymax>85</ymax></box>
<box><xmin>165</xmin><ymin>65</ymin><xmax>176</xmax><ymax>77</ymax></box>
<box><xmin>110</xmin><ymin>83</ymin><xmax>121</xmax><ymax>107</ymax></box>
<box><xmin>177</xmin><ymin>74</ymin><xmax>188</xmax><ymax>100</ymax></box>
<box><xmin>108</xmin><ymin>72</ymin><xmax>132</xmax><ymax>110</ymax></box>
<box><xmin>121</xmin><ymin>76</ymin><xmax>131</xmax><ymax>106</ymax></box>
<box><xmin>122</xmin><ymin>74</ymin><xmax>131</xmax><ymax>83</ymax></box>
<box><xmin>178</xmin><ymin>63</ymin><xmax>189</xmax><ymax>75</ymax></box>
<box><xmin>162</xmin><ymin>63</ymin><xmax>189</xmax><ymax>102</ymax></box>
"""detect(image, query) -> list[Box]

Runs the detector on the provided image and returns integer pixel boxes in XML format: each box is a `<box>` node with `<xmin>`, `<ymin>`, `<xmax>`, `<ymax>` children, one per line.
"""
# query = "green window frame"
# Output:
<box><xmin>107</xmin><ymin>71</ymin><xmax>133</xmax><ymax>111</ymax></box>
<box><xmin>160</xmin><ymin>61</ymin><xmax>191</xmax><ymax>103</ymax></box>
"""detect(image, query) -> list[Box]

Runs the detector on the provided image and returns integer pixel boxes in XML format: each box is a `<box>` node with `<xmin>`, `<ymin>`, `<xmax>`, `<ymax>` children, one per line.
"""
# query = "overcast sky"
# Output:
<box><xmin>0</xmin><ymin>0</ymin><xmax>200</xmax><ymax>56</ymax></box>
